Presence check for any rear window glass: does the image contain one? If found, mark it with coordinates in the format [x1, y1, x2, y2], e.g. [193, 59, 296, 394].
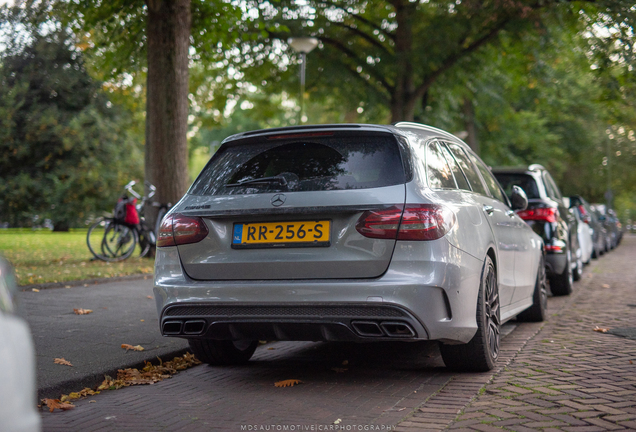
[189, 134, 406, 196]
[493, 173, 541, 200]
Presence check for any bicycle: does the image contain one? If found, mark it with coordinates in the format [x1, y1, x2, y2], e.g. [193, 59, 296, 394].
[86, 181, 158, 262]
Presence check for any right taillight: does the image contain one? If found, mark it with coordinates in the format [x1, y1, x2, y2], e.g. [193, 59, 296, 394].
[516, 207, 557, 223]
[356, 204, 455, 241]
[156, 214, 209, 247]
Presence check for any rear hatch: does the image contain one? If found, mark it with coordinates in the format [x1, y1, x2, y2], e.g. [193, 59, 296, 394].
[176, 129, 408, 280]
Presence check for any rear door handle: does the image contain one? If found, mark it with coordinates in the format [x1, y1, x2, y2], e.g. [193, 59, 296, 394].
[483, 205, 494, 215]
[506, 210, 516, 218]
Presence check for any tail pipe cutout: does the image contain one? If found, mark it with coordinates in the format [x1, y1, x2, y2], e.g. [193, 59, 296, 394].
[351, 320, 415, 338]
[162, 320, 206, 336]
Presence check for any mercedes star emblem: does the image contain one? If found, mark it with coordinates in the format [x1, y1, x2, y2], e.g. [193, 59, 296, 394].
[271, 194, 286, 207]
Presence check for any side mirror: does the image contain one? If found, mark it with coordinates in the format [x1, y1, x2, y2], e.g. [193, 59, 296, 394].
[510, 185, 528, 211]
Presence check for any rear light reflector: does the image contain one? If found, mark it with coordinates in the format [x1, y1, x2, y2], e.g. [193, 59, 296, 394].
[516, 207, 557, 223]
[356, 204, 455, 241]
[545, 244, 563, 252]
[156, 214, 209, 247]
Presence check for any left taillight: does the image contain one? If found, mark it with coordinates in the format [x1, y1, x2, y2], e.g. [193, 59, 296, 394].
[355, 204, 455, 241]
[156, 214, 209, 247]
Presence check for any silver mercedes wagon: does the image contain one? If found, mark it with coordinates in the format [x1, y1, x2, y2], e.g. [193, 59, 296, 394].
[154, 122, 545, 371]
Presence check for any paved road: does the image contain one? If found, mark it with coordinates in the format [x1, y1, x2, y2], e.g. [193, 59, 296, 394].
[38, 237, 635, 431]
[20, 276, 188, 399]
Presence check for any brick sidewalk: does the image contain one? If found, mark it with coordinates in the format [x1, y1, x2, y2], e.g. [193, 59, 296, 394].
[396, 236, 636, 431]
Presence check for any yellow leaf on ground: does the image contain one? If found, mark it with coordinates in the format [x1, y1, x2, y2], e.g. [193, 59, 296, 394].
[73, 308, 93, 315]
[54, 358, 73, 367]
[32, 288, 40, 292]
[274, 379, 302, 387]
[97, 352, 201, 391]
[146, 295, 153, 299]
[42, 398, 75, 413]
[593, 326, 610, 333]
[602, 284, 610, 289]
[121, 344, 144, 351]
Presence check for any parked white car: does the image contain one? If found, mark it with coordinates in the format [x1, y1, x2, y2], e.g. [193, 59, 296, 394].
[0, 257, 41, 432]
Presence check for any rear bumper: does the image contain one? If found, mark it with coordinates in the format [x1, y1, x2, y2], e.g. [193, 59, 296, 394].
[154, 238, 484, 344]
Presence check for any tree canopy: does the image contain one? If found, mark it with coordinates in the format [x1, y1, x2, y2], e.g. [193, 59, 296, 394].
[0, 20, 143, 229]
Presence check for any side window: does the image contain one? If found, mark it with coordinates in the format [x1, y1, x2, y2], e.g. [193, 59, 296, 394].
[470, 154, 508, 203]
[447, 144, 488, 195]
[440, 142, 471, 191]
[545, 173, 563, 200]
[426, 141, 456, 189]
[542, 172, 557, 199]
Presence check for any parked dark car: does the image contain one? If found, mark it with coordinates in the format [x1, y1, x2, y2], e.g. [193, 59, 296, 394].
[493, 165, 581, 296]
[569, 195, 606, 259]
[592, 204, 621, 250]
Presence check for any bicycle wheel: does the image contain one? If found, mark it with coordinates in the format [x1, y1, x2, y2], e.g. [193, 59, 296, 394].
[101, 221, 138, 262]
[138, 224, 156, 258]
[87, 218, 110, 261]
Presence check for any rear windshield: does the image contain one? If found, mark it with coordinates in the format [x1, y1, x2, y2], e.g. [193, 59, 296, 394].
[189, 133, 406, 196]
[492, 173, 541, 200]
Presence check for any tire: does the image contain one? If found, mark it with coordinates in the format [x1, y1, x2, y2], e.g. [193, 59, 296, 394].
[572, 249, 583, 282]
[188, 339, 258, 365]
[87, 218, 109, 261]
[549, 247, 573, 296]
[101, 221, 138, 262]
[138, 224, 156, 258]
[440, 255, 500, 372]
[517, 255, 547, 322]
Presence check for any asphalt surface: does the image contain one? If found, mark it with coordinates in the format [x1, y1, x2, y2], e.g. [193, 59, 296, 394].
[19, 276, 189, 399]
[27, 236, 635, 432]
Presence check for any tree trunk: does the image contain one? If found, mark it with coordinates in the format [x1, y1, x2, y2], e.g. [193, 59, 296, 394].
[145, 0, 191, 231]
[462, 96, 479, 154]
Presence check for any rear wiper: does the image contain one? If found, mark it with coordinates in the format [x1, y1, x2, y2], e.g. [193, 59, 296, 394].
[225, 176, 288, 187]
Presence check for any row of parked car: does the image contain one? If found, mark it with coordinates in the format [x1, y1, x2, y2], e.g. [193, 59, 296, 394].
[494, 165, 623, 297]
[152, 121, 625, 374]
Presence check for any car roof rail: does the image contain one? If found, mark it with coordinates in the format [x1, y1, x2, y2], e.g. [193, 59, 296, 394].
[528, 164, 546, 171]
[393, 121, 462, 141]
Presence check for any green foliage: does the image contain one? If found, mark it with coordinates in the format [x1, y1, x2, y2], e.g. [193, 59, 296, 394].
[0, 23, 143, 229]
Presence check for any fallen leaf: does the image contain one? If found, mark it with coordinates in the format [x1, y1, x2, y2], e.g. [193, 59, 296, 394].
[54, 358, 73, 367]
[267, 347, 276, 350]
[65, 285, 71, 288]
[602, 284, 610, 289]
[140, 319, 145, 322]
[331, 367, 348, 373]
[97, 352, 201, 390]
[146, 295, 153, 299]
[630, 360, 633, 364]
[89, 400, 96, 403]
[342, 360, 349, 366]
[121, 344, 144, 352]
[60, 388, 99, 402]
[73, 308, 93, 315]
[334, 419, 342, 425]
[274, 379, 302, 387]
[42, 398, 74, 413]
[32, 288, 40, 292]
[593, 326, 609, 333]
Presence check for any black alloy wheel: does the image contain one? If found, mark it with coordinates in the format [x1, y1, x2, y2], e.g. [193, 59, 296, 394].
[440, 255, 500, 372]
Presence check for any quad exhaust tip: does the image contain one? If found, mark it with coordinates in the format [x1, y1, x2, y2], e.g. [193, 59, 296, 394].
[162, 320, 206, 336]
[351, 320, 415, 338]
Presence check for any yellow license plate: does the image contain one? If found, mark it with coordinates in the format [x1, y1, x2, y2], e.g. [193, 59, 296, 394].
[232, 220, 331, 248]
